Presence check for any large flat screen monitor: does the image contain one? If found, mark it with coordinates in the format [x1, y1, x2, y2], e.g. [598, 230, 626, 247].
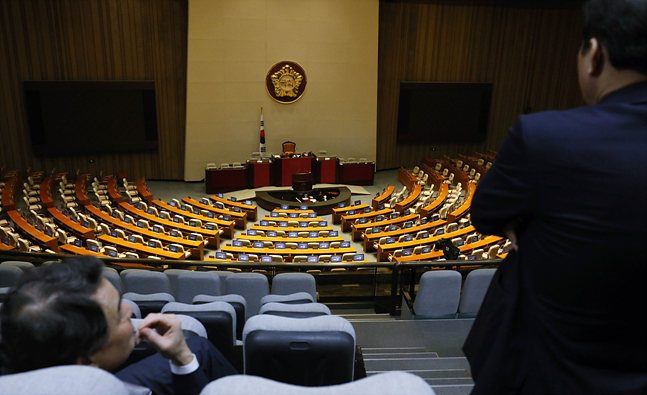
[396, 82, 492, 144]
[23, 81, 158, 155]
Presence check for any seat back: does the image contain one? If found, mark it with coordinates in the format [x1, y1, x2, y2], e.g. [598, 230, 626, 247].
[176, 271, 222, 303]
[271, 273, 316, 301]
[193, 294, 246, 341]
[457, 268, 496, 318]
[259, 302, 330, 318]
[162, 302, 236, 361]
[282, 141, 296, 155]
[163, 268, 191, 299]
[0, 264, 23, 288]
[1, 261, 35, 273]
[226, 273, 269, 319]
[412, 270, 462, 319]
[102, 267, 123, 295]
[243, 315, 356, 386]
[123, 270, 172, 294]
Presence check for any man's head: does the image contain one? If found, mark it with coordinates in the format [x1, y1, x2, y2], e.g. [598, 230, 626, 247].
[578, 0, 647, 104]
[0, 257, 134, 373]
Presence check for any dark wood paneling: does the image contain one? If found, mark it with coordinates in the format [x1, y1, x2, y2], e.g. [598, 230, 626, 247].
[377, 1, 584, 170]
[0, 0, 187, 180]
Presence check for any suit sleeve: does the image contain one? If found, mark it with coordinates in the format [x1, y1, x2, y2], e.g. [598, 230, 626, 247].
[470, 118, 534, 237]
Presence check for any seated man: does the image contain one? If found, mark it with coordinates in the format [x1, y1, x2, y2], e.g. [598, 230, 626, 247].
[0, 257, 236, 395]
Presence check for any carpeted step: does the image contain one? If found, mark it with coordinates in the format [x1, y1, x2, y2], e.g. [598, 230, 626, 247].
[364, 356, 470, 372]
[431, 384, 475, 395]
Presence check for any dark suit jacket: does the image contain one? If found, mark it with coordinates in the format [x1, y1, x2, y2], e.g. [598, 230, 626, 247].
[463, 82, 647, 394]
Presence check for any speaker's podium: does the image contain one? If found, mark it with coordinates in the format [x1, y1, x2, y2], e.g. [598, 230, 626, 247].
[273, 156, 316, 186]
[292, 172, 313, 191]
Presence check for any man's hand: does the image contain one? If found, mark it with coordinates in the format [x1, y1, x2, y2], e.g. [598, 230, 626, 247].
[136, 313, 194, 366]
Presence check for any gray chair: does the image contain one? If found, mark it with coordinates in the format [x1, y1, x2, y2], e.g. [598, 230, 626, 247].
[243, 315, 356, 385]
[1, 261, 35, 273]
[271, 273, 316, 301]
[176, 271, 222, 304]
[0, 264, 23, 288]
[102, 267, 123, 295]
[457, 268, 496, 318]
[199, 371, 435, 395]
[259, 302, 330, 318]
[226, 273, 269, 319]
[162, 301, 236, 362]
[122, 298, 142, 319]
[260, 292, 314, 306]
[412, 270, 462, 319]
[122, 269, 175, 316]
[193, 294, 247, 342]
[0, 365, 130, 395]
[164, 268, 191, 299]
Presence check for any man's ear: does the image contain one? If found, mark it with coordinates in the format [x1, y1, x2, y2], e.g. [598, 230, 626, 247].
[587, 38, 605, 77]
[76, 355, 99, 367]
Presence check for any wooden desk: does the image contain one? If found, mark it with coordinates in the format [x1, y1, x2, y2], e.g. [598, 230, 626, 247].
[119, 202, 226, 244]
[85, 204, 206, 258]
[397, 168, 416, 191]
[362, 219, 446, 252]
[237, 234, 345, 244]
[393, 235, 503, 262]
[184, 197, 248, 227]
[394, 184, 422, 213]
[40, 176, 55, 208]
[271, 208, 316, 214]
[1, 177, 20, 211]
[247, 159, 272, 188]
[338, 162, 374, 185]
[316, 157, 337, 184]
[8, 210, 59, 252]
[420, 164, 446, 189]
[377, 225, 476, 262]
[371, 186, 395, 209]
[332, 204, 370, 224]
[221, 245, 357, 259]
[208, 195, 258, 221]
[273, 157, 315, 186]
[137, 178, 154, 204]
[420, 184, 449, 217]
[261, 215, 324, 223]
[0, 242, 16, 250]
[48, 208, 94, 239]
[205, 167, 247, 193]
[152, 200, 237, 235]
[340, 208, 393, 232]
[249, 223, 333, 232]
[107, 177, 124, 203]
[351, 212, 419, 242]
[441, 155, 471, 187]
[447, 183, 476, 222]
[75, 177, 91, 205]
[98, 234, 190, 260]
[60, 243, 106, 256]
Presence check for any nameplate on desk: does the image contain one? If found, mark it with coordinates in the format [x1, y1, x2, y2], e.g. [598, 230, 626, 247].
[348, 210, 356, 216]
[151, 226, 161, 233]
[286, 231, 296, 238]
[173, 217, 180, 223]
[73, 239, 82, 247]
[216, 252, 226, 260]
[289, 213, 298, 219]
[331, 255, 342, 263]
[354, 200, 361, 206]
[329, 231, 338, 237]
[279, 221, 288, 228]
[319, 221, 327, 227]
[391, 213, 399, 219]
[93, 202, 99, 208]
[431, 214, 440, 221]
[338, 202, 346, 208]
[309, 231, 318, 238]
[386, 238, 395, 244]
[436, 228, 445, 235]
[359, 218, 368, 224]
[230, 197, 237, 202]
[403, 209, 410, 215]
[319, 242, 329, 249]
[233, 207, 241, 213]
[354, 254, 364, 261]
[90, 244, 99, 252]
[233, 240, 243, 247]
[189, 234, 198, 241]
[238, 254, 249, 262]
[403, 249, 412, 257]
[341, 241, 350, 248]
[378, 204, 385, 210]
[170, 201, 176, 207]
[71, 216, 79, 223]
[421, 232, 430, 239]
[363, 207, 371, 213]
[147, 208, 153, 215]
[202, 198, 210, 205]
[189, 220, 198, 227]
[456, 239, 465, 247]
[217, 193, 224, 198]
[137, 222, 144, 229]
[421, 218, 428, 225]
[46, 229, 53, 237]
[376, 216, 384, 222]
[253, 242, 264, 249]
[130, 235, 139, 243]
[207, 212, 214, 218]
[111, 230, 118, 237]
[306, 213, 315, 219]
[261, 256, 272, 263]
[271, 212, 279, 218]
[300, 205, 308, 210]
[261, 221, 270, 226]
[422, 246, 431, 254]
[281, 204, 289, 210]
[405, 235, 413, 242]
[307, 256, 318, 263]
[275, 242, 286, 249]
[267, 231, 277, 237]
[372, 227, 380, 234]
[248, 230, 257, 236]
[448, 224, 458, 232]
[405, 222, 413, 228]
[468, 254, 477, 261]
[298, 243, 308, 249]
[223, 215, 231, 221]
[216, 203, 224, 209]
[171, 230, 179, 237]
[245, 200, 252, 206]
[148, 241, 156, 248]
[299, 222, 308, 228]
[136, 203, 142, 210]
[108, 250, 118, 257]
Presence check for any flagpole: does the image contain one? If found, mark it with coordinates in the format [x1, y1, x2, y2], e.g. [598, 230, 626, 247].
[260, 106, 266, 158]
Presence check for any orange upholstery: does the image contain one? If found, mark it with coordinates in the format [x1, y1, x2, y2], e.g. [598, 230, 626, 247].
[282, 141, 296, 156]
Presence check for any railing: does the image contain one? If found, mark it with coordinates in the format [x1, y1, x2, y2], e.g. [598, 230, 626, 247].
[0, 249, 502, 315]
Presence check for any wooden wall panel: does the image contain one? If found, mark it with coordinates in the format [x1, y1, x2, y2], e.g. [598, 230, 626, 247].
[0, 0, 187, 180]
[377, 1, 584, 170]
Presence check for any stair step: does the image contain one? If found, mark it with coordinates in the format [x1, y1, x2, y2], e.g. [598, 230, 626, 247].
[424, 378, 475, 386]
[367, 369, 470, 379]
[430, 384, 475, 395]
[339, 314, 396, 321]
[363, 352, 439, 359]
[362, 347, 428, 354]
[364, 357, 470, 372]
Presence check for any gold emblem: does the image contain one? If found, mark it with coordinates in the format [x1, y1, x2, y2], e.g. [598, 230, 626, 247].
[266, 61, 307, 104]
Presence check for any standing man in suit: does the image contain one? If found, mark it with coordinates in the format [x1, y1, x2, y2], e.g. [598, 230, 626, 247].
[0, 257, 236, 395]
[463, 0, 647, 394]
